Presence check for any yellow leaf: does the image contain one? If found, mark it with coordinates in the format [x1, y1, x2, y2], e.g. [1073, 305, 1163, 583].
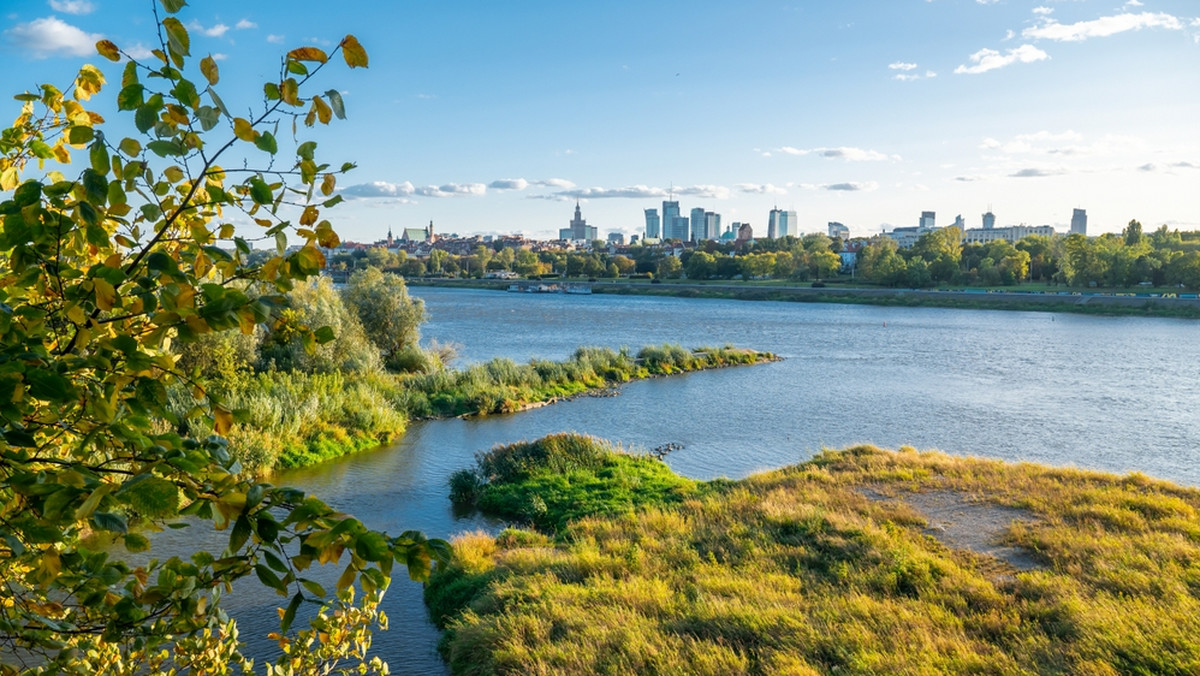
[93, 278, 116, 311]
[104, 253, 122, 267]
[52, 144, 71, 164]
[238, 309, 257, 335]
[200, 54, 219, 85]
[213, 405, 233, 435]
[288, 47, 328, 63]
[185, 314, 210, 336]
[96, 39, 121, 62]
[300, 205, 318, 226]
[0, 167, 17, 192]
[321, 173, 336, 196]
[219, 223, 235, 239]
[233, 117, 257, 142]
[340, 35, 368, 68]
[281, 78, 299, 106]
[164, 165, 184, 183]
[312, 95, 332, 125]
[175, 285, 195, 308]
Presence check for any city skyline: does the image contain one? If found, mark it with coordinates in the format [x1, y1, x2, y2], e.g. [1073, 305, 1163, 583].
[3, 0, 1198, 242]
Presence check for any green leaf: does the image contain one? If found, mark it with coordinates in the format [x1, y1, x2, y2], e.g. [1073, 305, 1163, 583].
[124, 533, 151, 552]
[314, 326, 336, 344]
[118, 137, 141, 156]
[68, 125, 95, 144]
[90, 141, 110, 175]
[296, 141, 317, 161]
[249, 177, 272, 205]
[196, 105, 220, 131]
[92, 512, 128, 534]
[146, 140, 184, 157]
[299, 578, 326, 597]
[25, 369, 75, 402]
[322, 194, 344, 208]
[255, 564, 285, 593]
[254, 131, 278, 155]
[121, 476, 179, 518]
[162, 17, 190, 57]
[325, 89, 345, 119]
[207, 86, 229, 117]
[230, 514, 252, 552]
[172, 78, 199, 109]
[281, 592, 303, 634]
[135, 104, 157, 133]
[159, 0, 187, 13]
[117, 83, 145, 111]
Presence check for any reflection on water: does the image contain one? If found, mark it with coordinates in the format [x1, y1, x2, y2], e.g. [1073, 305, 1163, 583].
[158, 288, 1200, 673]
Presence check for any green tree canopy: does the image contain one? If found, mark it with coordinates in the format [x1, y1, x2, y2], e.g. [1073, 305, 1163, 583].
[0, 4, 443, 672]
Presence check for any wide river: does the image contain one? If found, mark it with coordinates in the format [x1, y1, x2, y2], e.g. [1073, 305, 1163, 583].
[171, 287, 1200, 673]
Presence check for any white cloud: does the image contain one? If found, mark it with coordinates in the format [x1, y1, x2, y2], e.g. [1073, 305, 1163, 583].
[489, 178, 529, 191]
[676, 185, 731, 199]
[888, 61, 917, 71]
[1032, 7, 1053, 16]
[266, 34, 285, 44]
[980, 130, 1144, 157]
[771, 146, 899, 161]
[4, 16, 101, 58]
[735, 183, 787, 195]
[124, 42, 154, 60]
[415, 183, 487, 198]
[1009, 167, 1067, 178]
[824, 181, 878, 192]
[894, 69, 937, 81]
[954, 44, 1048, 74]
[211, 52, 228, 61]
[48, 0, 94, 15]
[188, 21, 230, 38]
[1024, 12, 1182, 42]
[547, 184, 729, 200]
[532, 178, 576, 189]
[1125, 0, 1144, 7]
[342, 180, 487, 199]
[235, 19, 257, 30]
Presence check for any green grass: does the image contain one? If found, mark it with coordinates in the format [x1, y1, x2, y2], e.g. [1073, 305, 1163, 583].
[429, 440, 1200, 675]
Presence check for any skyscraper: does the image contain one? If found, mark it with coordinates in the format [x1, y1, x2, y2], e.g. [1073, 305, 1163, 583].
[558, 201, 597, 240]
[920, 211, 936, 229]
[704, 212, 720, 241]
[982, 211, 996, 230]
[1071, 208, 1087, 236]
[644, 208, 660, 239]
[690, 207, 706, 242]
[662, 200, 682, 240]
[768, 208, 796, 239]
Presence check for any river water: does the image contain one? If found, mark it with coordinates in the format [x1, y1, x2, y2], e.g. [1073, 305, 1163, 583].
[182, 288, 1200, 673]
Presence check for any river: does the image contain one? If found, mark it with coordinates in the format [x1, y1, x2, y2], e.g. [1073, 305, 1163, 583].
[182, 288, 1200, 673]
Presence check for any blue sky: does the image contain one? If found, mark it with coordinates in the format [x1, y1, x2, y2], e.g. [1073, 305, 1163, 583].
[3, 0, 1199, 242]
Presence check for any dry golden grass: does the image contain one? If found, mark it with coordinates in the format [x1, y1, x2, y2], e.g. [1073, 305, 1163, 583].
[429, 443, 1200, 675]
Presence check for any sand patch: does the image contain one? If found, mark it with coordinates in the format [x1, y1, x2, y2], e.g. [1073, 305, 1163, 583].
[863, 488, 1043, 572]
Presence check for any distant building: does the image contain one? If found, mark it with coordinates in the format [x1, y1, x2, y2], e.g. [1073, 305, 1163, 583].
[952, 214, 965, 230]
[667, 215, 690, 241]
[962, 223, 1056, 245]
[1071, 208, 1087, 236]
[736, 222, 753, 242]
[662, 200, 682, 239]
[401, 221, 434, 242]
[828, 222, 849, 240]
[982, 211, 996, 230]
[920, 211, 936, 229]
[559, 201, 597, 240]
[702, 211, 721, 241]
[690, 207, 706, 242]
[644, 209, 660, 239]
[607, 232, 625, 245]
[768, 207, 796, 239]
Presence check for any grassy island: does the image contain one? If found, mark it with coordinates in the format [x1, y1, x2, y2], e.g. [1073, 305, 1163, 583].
[429, 435, 1200, 675]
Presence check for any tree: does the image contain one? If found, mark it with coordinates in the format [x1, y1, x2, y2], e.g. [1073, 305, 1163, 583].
[0, 5, 443, 673]
[657, 255, 682, 279]
[344, 268, 426, 370]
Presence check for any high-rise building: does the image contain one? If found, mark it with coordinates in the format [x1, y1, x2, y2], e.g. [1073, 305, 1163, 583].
[662, 200, 681, 240]
[828, 222, 849, 240]
[690, 207, 706, 242]
[667, 216, 690, 241]
[920, 211, 936, 229]
[558, 201, 597, 240]
[704, 211, 721, 241]
[644, 208, 660, 239]
[1071, 208, 1087, 236]
[982, 211, 996, 230]
[768, 208, 797, 239]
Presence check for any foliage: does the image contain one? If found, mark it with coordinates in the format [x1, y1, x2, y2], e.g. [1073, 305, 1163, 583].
[343, 267, 426, 370]
[430, 442, 1200, 675]
[258, 277, 382, 374]
[0, 5, 444, 672]
[463, 433, 700, 532]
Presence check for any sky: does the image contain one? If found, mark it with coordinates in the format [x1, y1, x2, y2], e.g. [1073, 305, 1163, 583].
[3, 0, 1199, 243]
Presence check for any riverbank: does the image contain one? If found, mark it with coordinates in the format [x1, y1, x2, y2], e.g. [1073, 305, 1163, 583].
[429, 435, 1200, 675]
[201, 345, 777, 472]
[406, 278, 1200, 319]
